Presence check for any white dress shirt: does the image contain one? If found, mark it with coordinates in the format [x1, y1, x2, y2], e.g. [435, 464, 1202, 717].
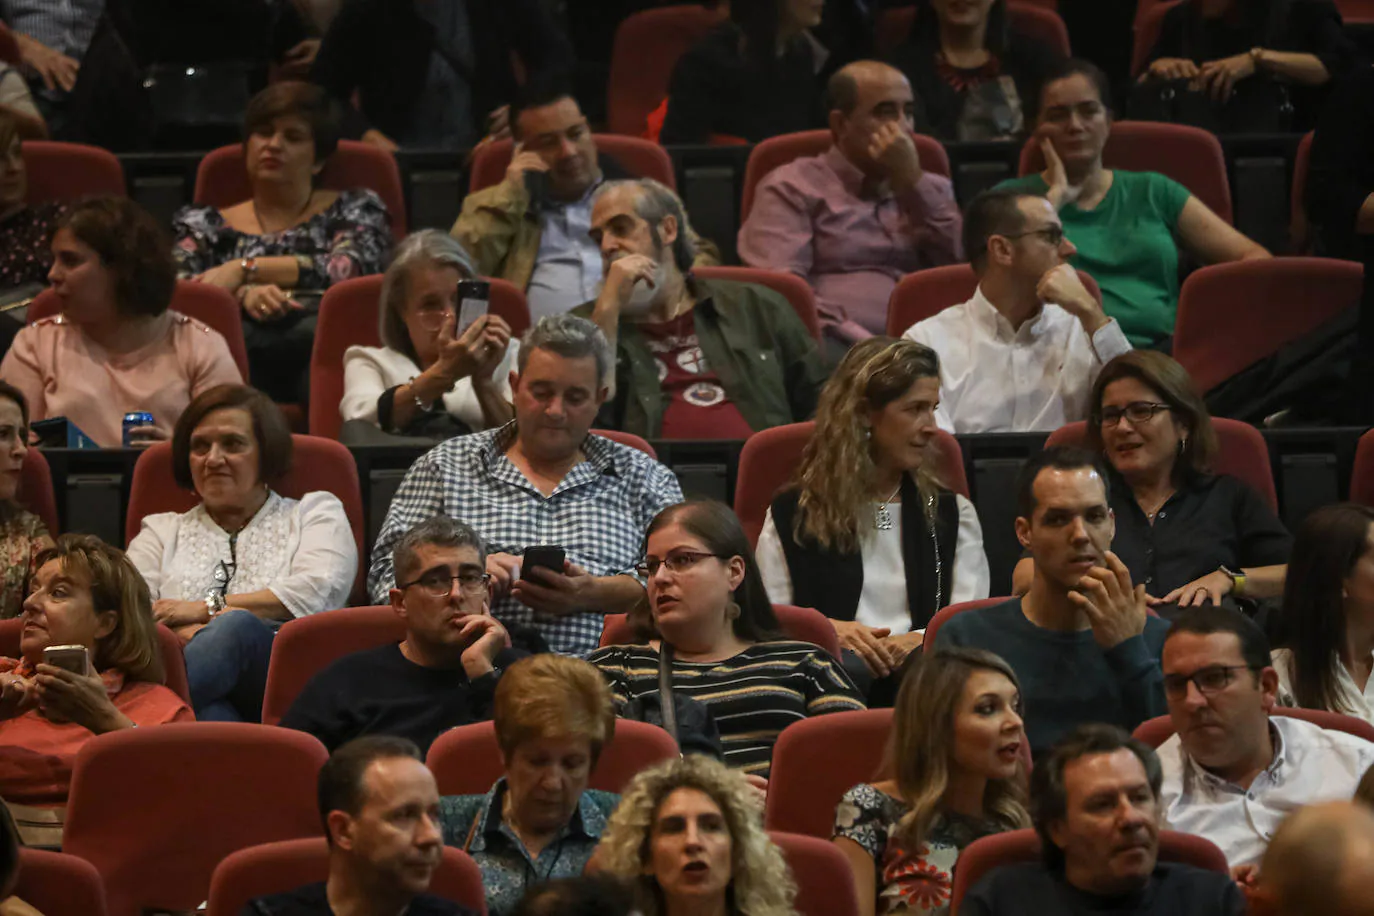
[903, 286, 1132, 433]
[1158, 715, 1374, 868]
[1272, 648, 1374, 724]
[340, 342, 518, 431]
[126, 491, 357, 619]
[755, 493, 990, 632]
[526, 184, 604, 321]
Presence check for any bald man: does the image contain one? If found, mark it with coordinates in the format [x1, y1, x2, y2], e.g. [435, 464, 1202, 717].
[738, 60, 962, 351]
[1253, 801, 1374, 916]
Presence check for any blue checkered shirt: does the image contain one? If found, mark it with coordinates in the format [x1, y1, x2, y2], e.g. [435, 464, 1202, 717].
[0, 0, 104, 61]
[368, 424, 684, 656]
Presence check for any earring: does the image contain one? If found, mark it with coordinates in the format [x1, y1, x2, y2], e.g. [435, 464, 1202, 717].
[726, 601, 741, 621]
[1178, 437, 1187, 456]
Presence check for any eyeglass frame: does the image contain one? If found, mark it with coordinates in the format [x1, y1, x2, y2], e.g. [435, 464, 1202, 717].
[996, 224, 1067, 247]
[397, 567, 493, 598]
[1098, 401, 1173, 428]
[1161, 664, 1257, 700]
[636, 551, 732, 579]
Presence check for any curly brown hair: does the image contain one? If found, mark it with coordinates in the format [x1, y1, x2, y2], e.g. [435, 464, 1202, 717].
[57, 197, 176, 319]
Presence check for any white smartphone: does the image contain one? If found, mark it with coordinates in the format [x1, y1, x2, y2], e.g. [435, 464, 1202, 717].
[43, 644, 89, 676]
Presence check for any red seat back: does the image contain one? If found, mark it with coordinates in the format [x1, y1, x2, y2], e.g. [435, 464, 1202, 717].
[1349, 428, 1374, 509]
[28, 280, 250, 382]
[599, 603, 842, 659]
[22, 140, 125, 203]
[885, 264, 1100, 336]
[1019, 120, 1232, 224]
[18, 446, 58, 536]
[469, 136, 677, 194]
[1133, 706, 1374, 748]
[261, 605, 406, 725]
[426, 718, 679, 797]
[734, 421, 968, 548]
[206, 838, 486, 916]
[694, 265, 824, 345]
[923, 596, 1016, 652]
[0, 617, 191, 705]
[770, 831, 860, 916]
[951, 828, 1227, 911]
[1290, 132, 1314, 252]
[193, 141, 407, 236]
[1173, 257, 1363, 396]
[606, 5, 728, 136]
[1045, 417, 1278, 513]
[15, 848, 108, 916]
[591, 428, 658, 459]
[307, 274, 531, 439]
[63, 723, 329, 916]
[124, 435, 365, 601]
[1338, 0, 1374, 23]
[764, 709, 893, 837]
[740, 129, 950, 222]
[875, 3, 1071, 58]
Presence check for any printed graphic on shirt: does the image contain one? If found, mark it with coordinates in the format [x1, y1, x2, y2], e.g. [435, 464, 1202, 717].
[639, 311, 753, 439]
[685, 381, 726, 407]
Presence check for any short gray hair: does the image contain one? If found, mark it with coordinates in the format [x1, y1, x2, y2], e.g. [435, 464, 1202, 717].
[379, 230, 478, 360]
[517, 313, 612, 385]
[392, 516, 486, 586]
[593, 178, 694, 273]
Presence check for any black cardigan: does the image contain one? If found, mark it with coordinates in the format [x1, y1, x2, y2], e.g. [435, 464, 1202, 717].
[770, 474, 959, 631]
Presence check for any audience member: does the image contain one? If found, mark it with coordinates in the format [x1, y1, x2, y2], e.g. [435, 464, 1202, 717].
[1271, 504, 1374, 721]
[340, 231, 515, 443]
[756, 338, 989, 704]
[997, 58, 1269, 348]
[283, 517, 539, 753]
[905, 188, 1129, 433]
[368, 314, 684, 658]
[0, 382, 48, 619]
[962, 724, 1246, 915]
[307, 0, 573, 151]
[0, 108, 61, 299]
[887, 0, 1065, 141]
[171, 81, 392, 403]
[1157, 606, 1374, 868]
[582, 178, 825, 439]
[590, 500, 865, 777]
[834, 648, 1030, 916]
[935, 447, 1169, 756]
[1252, 801, 1374, 916]
[659, 0, 831, 144]
[1013, 352, 1291, 611]
[510, 876, 635, 916]
[244, 735, 471, 916]
[738, 61, 962, 345]
[126, 385, 357, 722]
[0, 535, 194, 841]
[596, 754, 799, 916]
[0, 1, 92, 133]
[439, 654, 620, 916]
[1139, 0, 1357, 133]
[0, 57, 44, 142]
[0, 196, 241, 448]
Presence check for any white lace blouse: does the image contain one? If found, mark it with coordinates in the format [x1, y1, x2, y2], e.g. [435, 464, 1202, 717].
[125, 491, 357, 618]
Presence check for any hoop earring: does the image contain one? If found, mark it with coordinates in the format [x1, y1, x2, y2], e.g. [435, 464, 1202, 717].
[726, 601, 741, 621]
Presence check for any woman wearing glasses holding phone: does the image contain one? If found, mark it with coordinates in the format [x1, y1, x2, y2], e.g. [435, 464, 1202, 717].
[590, 500, 866, 780]
[125, 384, 357, 722]
[1015, 351, 1290, 617]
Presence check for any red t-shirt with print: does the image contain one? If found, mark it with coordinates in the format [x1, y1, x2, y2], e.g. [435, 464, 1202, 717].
[638, 310, 754, 440]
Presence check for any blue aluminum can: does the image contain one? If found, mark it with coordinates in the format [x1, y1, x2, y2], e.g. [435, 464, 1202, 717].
[122, 411, 155, 447]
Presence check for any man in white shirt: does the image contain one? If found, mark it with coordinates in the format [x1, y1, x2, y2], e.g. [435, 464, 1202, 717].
[904, 188, 1131, 433]
[1157, 606, 1374, 870]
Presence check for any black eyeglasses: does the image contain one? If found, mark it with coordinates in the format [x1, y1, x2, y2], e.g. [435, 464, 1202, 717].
[1000, 225, 1066, 247]
[636, 552, 730, 578]
[213, 531, 239, 603]
[1099, 401, 1172, 428]
[397, 569, 492, 598]
[1162, 664, 1255, 700]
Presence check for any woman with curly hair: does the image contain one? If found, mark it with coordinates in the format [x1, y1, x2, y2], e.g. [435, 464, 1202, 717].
[755, 337, 990, 704]
[596, 755, 798, 916]
[834, 648, 1029, 916]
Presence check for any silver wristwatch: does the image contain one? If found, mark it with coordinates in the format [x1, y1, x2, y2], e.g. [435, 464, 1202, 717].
[204, 591, 226, 617]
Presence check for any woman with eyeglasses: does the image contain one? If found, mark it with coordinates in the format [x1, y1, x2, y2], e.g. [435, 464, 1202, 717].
[995, 58, 1268, 349]
[1013, 351, 1290, 617]
[125, 384, 357, 722]
[589, 500, 866, 780]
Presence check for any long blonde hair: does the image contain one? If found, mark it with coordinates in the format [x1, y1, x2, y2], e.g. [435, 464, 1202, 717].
[792, 337, 945, 553]
[597, 756, 797, 916]
[881, 648, 1030, 851]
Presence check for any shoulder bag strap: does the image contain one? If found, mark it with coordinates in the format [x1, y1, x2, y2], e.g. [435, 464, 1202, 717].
[658, 642, 679, 747]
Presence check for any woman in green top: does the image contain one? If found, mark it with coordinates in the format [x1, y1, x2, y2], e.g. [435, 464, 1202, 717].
[997, 58, 1269, 348]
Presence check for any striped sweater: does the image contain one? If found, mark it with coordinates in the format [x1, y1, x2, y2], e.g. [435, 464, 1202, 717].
[588, 640, 866, 776]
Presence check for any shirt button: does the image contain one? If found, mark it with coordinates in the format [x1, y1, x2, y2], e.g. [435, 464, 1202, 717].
[1145, 576, 1153, 585]
[1157, 511, 1166, 519]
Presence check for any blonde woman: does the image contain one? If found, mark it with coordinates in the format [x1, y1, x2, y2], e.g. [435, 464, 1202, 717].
[597, 754, 798, 916]
[755, 337, 990, 703]
[834, 648, 1030, 916]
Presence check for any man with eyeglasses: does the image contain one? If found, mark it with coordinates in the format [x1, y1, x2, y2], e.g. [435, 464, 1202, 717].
[904, 187, 1131, 433]
[1157, 606, 1374, 870]
[283, 517, 543, 754]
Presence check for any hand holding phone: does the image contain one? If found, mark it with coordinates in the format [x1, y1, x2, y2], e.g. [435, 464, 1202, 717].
[42, 644, 90, 677]
[520, 546, 566, 582]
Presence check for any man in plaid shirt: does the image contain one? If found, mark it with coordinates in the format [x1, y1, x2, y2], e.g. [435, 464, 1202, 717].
[369, 314, 683, 656]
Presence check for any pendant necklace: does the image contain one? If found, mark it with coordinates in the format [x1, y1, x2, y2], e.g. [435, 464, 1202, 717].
[874, 482, 903, 530]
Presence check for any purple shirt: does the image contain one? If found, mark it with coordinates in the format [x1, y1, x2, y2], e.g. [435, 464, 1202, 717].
[738, 146, 963, 339]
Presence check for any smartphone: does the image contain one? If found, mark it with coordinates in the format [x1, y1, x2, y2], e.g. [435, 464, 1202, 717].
[521, 546, 566, 582]
[523, 169, 549, 212]
[457, 279, 490, 335]
[43, 644, 89, 676]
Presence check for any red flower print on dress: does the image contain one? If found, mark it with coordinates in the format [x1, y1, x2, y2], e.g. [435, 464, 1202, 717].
[880, 842, 953, 913]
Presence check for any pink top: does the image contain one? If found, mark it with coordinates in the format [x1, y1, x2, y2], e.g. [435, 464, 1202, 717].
[0, 311, 243, 447]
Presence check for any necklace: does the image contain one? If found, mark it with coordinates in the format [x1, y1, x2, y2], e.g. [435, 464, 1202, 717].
[1138, 489, 1174, 522]
[874, 482, 903, 531]
[252, 189, 314, 235]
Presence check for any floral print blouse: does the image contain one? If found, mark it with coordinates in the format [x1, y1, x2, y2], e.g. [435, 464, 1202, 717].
[170, 189, 392, 289]
[0, 201, 65, 292]
[835, 783, 1003, 916]
[0, 509, 51, 619]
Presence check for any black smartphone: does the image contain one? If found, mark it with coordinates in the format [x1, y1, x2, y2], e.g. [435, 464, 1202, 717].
[30, 417, 68, 449]
[524, 169, 549, 212]
[521, 546, 566, 582]
[457, 279, 490, 334]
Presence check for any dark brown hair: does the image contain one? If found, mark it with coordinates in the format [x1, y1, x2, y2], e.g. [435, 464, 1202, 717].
[243, 81, 342, 165]
[57, 197, 177, 318]
[171, 384, 294, 491]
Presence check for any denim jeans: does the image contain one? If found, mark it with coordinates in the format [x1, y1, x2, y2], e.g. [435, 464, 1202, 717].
[183, 609, 276, 722]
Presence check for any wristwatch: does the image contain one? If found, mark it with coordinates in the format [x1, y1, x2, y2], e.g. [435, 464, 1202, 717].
[240, 256, 259, 284]
[204, 591, 227, 618]
[1219, 566, 1247, 598]
[1249, 47, 1265, 70]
